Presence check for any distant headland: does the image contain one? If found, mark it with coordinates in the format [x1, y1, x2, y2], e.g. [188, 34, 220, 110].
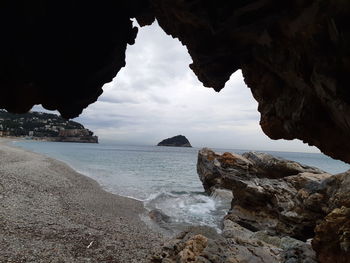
[0, 110, 98, 143]
[157, 135, 192, 147]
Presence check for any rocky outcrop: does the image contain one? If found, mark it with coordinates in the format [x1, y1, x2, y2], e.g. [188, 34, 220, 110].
[157, 135, 192, 147]
[55, 129, 98, 143]
[312, 172, 350, 262]
[198, 148, 330, 240]
[33, 129, 98, 143]
[149, 209, 171, 225]
[1, 2, 350, 163]
[37, 135, 98, 143]
[197, 148, 350, 262]
[313, 206, 350, 263]
[151, 224, 317, 263]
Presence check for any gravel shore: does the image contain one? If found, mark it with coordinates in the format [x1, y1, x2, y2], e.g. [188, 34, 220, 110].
[0, 138, 164, 262]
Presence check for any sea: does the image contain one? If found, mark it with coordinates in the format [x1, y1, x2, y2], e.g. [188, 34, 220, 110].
[13, 140, 350, 232]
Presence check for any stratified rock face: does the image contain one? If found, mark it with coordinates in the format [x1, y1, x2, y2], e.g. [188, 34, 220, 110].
[1, 2, 350, 163]
[157, 135, 192, 147]
[197, 148, 350, 262]
[198, 148, 330, 241]
[197, 148, 325, 191]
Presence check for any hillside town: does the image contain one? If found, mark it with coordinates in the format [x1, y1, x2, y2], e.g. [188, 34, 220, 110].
[0, 110, 98, 143]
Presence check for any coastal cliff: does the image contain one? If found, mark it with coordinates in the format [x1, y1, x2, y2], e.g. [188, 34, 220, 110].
[153, 148, 350, 263]
[0, 110, 98, 143]
[41, 129, 98, 143]
[157, 135, 192, 147]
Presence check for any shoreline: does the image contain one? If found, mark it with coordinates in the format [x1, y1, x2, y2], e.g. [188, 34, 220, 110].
[6, 139, 218, 236]
[10, 139, 147, 203]
[0, 138, 164, 262]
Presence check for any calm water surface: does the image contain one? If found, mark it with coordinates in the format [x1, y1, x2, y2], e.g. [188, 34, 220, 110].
[14, 140, 350, 230]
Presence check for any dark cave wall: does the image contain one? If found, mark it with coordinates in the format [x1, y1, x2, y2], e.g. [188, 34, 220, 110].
[1, 1, 350, 262]
[3, 1, 349, 164]
[0, 1, 148, 117]
[144, 0, 350, 163]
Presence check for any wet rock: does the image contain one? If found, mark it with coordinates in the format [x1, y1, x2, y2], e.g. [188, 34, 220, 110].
[149, 209, 171, 224]
[210, 189, 233, 201]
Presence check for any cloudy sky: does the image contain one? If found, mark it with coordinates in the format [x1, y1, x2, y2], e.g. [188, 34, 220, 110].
[38, 21, 318, 152]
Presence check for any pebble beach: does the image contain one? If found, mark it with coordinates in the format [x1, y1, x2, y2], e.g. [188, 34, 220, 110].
[0, 138, 163, 262]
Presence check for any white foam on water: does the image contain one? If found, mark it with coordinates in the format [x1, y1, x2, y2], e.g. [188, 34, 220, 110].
[144, 190, 231, 231]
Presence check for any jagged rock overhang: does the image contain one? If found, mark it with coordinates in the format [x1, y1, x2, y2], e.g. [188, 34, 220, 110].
[1, 0, 350, 163]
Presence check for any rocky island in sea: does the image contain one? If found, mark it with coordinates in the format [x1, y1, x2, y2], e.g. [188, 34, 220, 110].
[0, 110, 98, 143]
[157, 135, 192, 147]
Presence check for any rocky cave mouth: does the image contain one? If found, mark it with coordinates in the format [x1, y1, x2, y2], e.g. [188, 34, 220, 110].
[1, 1, 350, 164]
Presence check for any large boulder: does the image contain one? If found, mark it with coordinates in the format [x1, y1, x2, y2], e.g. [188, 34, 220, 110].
[197, 148, 325, 193]
[197, 148, 332, 240]
[197, 148, 350, 262]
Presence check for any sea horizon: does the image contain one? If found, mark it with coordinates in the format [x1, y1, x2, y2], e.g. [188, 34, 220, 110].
[13, 139, 350, 233]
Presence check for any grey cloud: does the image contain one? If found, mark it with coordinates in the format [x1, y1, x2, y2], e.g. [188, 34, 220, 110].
[35, 21, 319, 153]
[98, 95, 140, 105]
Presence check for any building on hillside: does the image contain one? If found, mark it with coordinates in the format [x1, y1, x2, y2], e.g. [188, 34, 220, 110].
[0, 131, 10, 137]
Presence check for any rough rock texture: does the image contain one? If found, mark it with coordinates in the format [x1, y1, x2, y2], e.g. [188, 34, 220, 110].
[197, 148, 350, 262]
[157, 135, 192, 147]
[197, 147, 325, 190]
[198, 148, 330, 241]
[1, 1, 350, 163]
[151, 223, 316, 263]
[312, 207, 350, 263]
[139, 0, 350, 164]
[312, 171, 350, 263]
